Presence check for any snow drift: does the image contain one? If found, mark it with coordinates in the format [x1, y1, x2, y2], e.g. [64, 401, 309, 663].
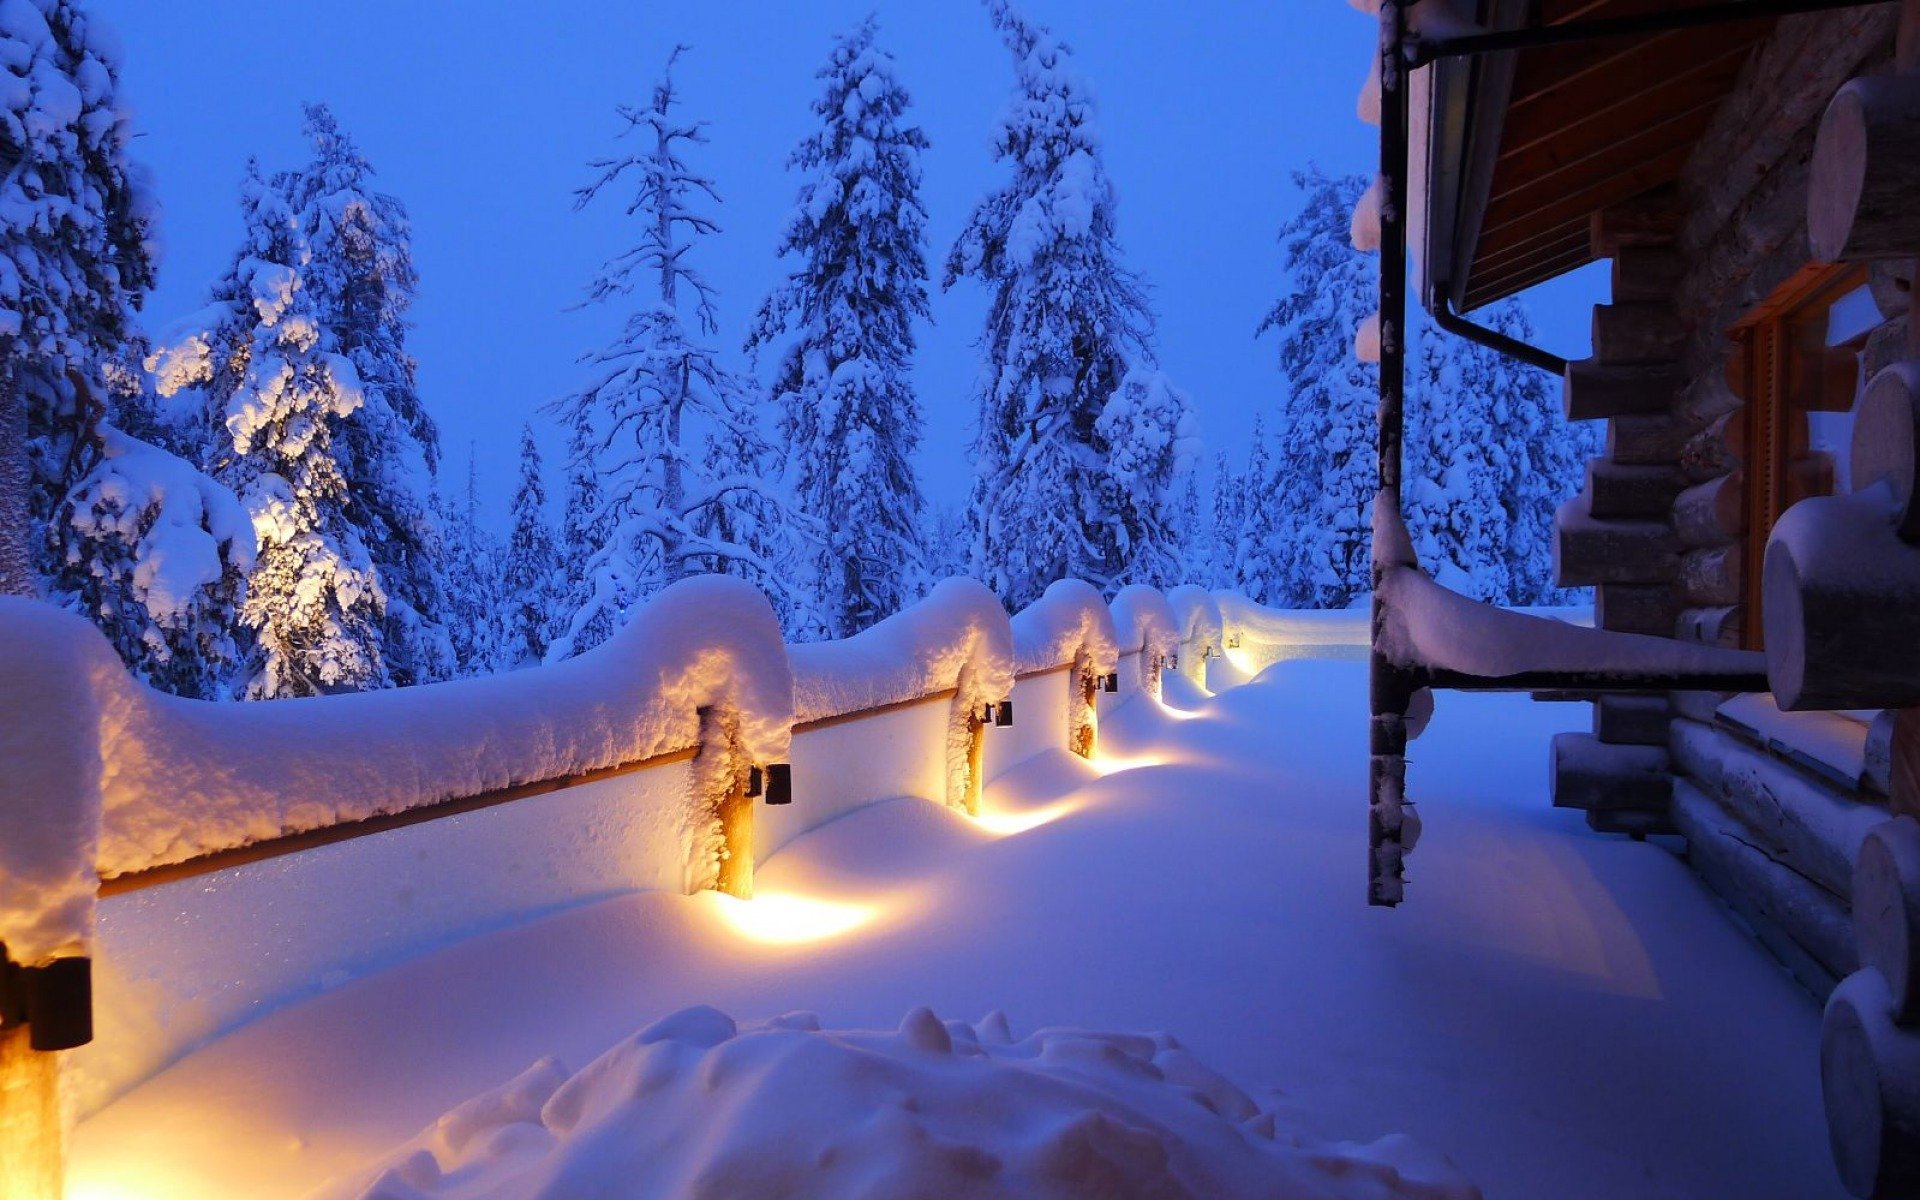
[327, 1005, 1482, 1200]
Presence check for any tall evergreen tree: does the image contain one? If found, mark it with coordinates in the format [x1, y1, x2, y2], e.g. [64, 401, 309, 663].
[946, 0, 1161, 609]
[554, 403, 618, 658]
[1094, 365, 1198, 589]
[284, 103, 450, 684]
[1228, 417, 1286, 604]
[747, 17, 930, 640]
[1258, 166, 1378, 608]
[501, 423, 560, 666]
[1209, 449, 1244, 594]
[154, 162, 386, 698]
[552, 48, 787, 649]
[437, 451, 505, 674]
[0, 0, 157, 596]
[1172, 467, 1210, 588]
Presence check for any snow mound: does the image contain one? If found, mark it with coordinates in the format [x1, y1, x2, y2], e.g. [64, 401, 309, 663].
[1009, 578, 1119, 677]
[328, 1005, 1482, 1200]
[1166, 585, 1223, 656]
[93, 575, 792, 878]
[790, 577, 1013, 723]
[1110, 585, 1179, 696]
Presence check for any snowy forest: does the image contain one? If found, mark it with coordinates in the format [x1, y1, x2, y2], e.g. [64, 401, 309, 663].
[4, 0, 1596, 702]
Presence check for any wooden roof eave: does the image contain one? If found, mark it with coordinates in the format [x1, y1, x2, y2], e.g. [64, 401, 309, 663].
[1422, 0, 1530, 318]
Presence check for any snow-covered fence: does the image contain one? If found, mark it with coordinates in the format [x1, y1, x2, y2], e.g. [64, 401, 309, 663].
[1007, 580, 1121, 762]
[1215, 593, 1372, 675]
[1110, 585, 1180, 701]
[1167, 585, 1223, 690]
[2, 576, 1232, 1156]
[775, 579, 1013, 853]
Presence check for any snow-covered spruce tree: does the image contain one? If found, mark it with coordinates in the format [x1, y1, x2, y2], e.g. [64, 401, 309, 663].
[500, 423, 560, 667]
[1407, 300, 1598, 605]
[916, 503, 971, 592]
[1172, 467, 1210, 588]
[1257, 166, 1378, 608]
[284, 103, 451, 685]
[1228, 416, 1287, 605]
[551, 48, 791, 648]
[0, 1, 259, 696]
[1094, 364, 1198, 589]
[154, 161, 387, 698]
[946, 0, 1161, 609]
[1208, 448, 1243, 594]
[746, 16, 930, 640]
[437, 452, 506, 674]
[0, 0, 155, 596]
[553, 403, 619, 658]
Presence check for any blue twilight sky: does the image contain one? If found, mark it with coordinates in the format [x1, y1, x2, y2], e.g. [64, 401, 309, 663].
[93, 0, 1605, 530]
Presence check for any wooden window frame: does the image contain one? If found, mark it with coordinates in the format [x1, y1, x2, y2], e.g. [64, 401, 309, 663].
[1726, 262, 1866, 650]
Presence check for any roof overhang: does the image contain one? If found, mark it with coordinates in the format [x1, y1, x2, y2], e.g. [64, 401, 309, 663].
[1420, 1, 1780, 315]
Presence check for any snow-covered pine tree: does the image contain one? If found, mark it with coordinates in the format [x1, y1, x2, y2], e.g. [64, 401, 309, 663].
[746, 16, 930, 640]
[1404, 326, 1506, 600]
[0, 1, 259, 696]
[154, 161, 387, 698]
[437, 451, 506, 674]
[551, 48, 790, 648]
[553, 403, 618, 658]
[285, 103, 451, 685]
[1228, 416, 1286, 604]
[1257, 166, 1379, 608]
[946, 0, 1160, 609]
[501, 423, 560, 667]
[916, 503, 971, 591]
[1209, 449, 1243, 594]
[0, 0, 156, 596]
[1172, 468, 1209, 588]
[1094, 365, 1198, 589]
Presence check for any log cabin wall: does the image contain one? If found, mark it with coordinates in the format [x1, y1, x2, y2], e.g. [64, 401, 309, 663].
[1549, 7, 1899, 997]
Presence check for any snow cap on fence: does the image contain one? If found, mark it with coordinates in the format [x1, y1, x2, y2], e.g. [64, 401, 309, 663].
[1167, 586, 1223, 656]
[1109, 585, 1177, 658]
[96, 575, 793, 878]
[1214, 592, 1372, 653]
[0, 600, 119, 962]
[1009, 579, 1120, 678]
[790, 577, 1015, 724]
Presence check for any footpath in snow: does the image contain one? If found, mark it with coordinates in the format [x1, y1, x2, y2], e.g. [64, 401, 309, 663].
[70, 660, 1844, 1200]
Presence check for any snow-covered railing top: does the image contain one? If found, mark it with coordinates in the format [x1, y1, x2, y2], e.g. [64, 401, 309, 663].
[789, 578, 1014, 725]
[93, 576, 792, 882]
[1166, 585, 1223, 657]
[1008, 579, 1120, 678]
[1370, 499, 1763, 685]
[1109, 585, 1178, 658]
[0, 602, 122, 962]
[1215, 593, 1371, 651]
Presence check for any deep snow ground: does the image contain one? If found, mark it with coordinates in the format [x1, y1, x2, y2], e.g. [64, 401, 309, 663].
[70, 660, 1844, 1199]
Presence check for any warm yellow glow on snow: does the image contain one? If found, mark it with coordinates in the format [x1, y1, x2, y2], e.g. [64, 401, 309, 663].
[711, 892, 876, 945]
[973, 798, 1082, 836]
[1090, 750, 1167, 775]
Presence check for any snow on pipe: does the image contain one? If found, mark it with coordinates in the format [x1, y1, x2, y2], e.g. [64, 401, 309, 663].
[790, 577, 1014, 813]
[92, 575, 793, 886]
[1109, 586, 1179, 701]
[1010, 579, 1120, 758]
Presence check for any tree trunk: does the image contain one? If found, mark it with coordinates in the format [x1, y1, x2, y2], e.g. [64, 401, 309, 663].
[0, 372, 38, 599]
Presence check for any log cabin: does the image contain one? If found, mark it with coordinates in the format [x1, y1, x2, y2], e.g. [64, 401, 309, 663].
[1371, 1, 1920, 1194]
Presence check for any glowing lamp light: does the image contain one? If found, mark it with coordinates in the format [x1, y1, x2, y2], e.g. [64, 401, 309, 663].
[1091, 750, 1166, 774]
[1226, 633, 1242, 650]
[712, 892, 876, 945]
